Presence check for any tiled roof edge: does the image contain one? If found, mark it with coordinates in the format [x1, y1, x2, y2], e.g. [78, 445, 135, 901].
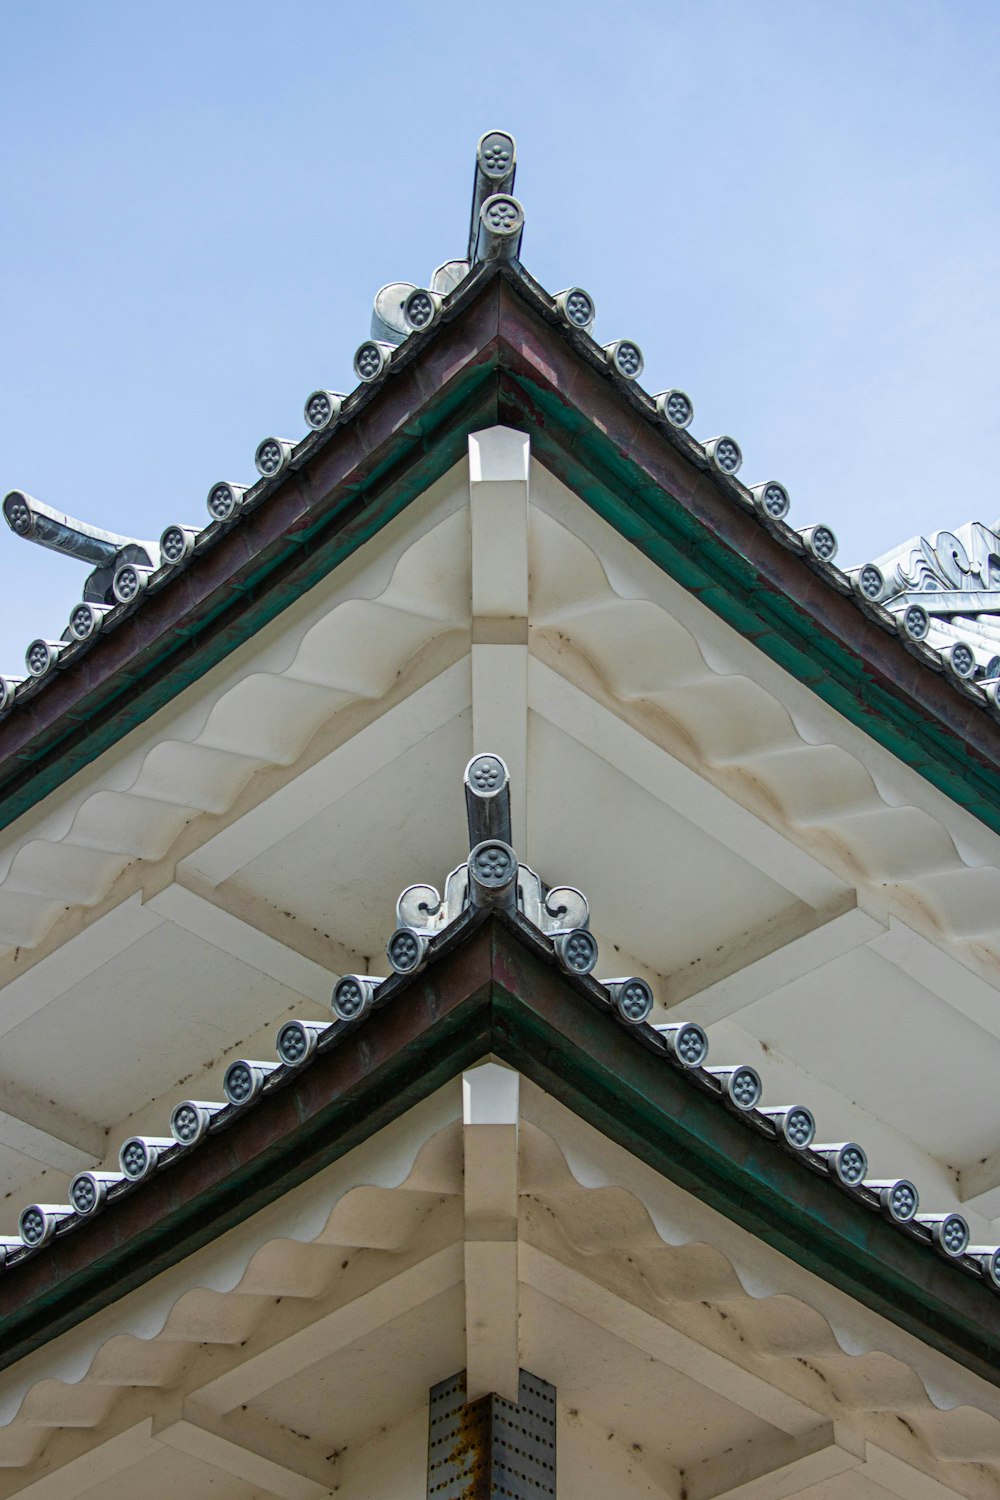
[2, 757, 996, 1383]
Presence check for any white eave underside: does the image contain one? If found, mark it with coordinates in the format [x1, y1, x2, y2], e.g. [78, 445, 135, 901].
[2, 429, 1000, 1248]
[2, 1073, 999, 1500]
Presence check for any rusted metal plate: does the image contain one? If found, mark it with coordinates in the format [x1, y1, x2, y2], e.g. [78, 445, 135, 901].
[428, 1371, 488, 1497]
[427, 1369, 556, 1498]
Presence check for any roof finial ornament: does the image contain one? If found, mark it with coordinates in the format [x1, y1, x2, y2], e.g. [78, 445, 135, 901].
[2, 491, 160, 605]
[383, 753, 596, 982]
[472, 193, 524, 264]
[370, 282, 419, 347]
[468, 130, 517, 260]
[379, 131, 523, 351]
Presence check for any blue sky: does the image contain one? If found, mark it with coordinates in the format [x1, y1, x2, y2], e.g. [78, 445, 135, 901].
[1, 0, 998, 666]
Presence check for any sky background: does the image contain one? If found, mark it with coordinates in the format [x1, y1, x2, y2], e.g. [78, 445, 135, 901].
[1, 0, 999, 667]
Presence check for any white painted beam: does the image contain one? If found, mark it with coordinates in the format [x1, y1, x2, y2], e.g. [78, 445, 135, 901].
[184, 660, 470, 887]
[958, 1145, 1000, 1221]
[469, 426, 529, 620]
[872, 917, 1000, 1218]
[678, 906, 884, 1026]
[0, 893, 163, 1039]
[687, 1422, 863, 1500]
[860, 1443, 963, 1499]
[463, 1063, 520, 1402]
[528, 660, 843, 910]
[147, 883, 339, 1006]
[0, 898, 146, 1169]
[469, 427, 530, 853]
[0, 896, 151, 1170]
[521, 1246, 818, 1437]
[156, 1404, 335, 1499]
[197, 1403, 339, 1491]
[9, 1419, 161, 1498]
[168, 873, 364, 979]
[872, 917, 1000, 1043]
[192, 1243, 463, 1417]
[0, 1077, 104, 1173]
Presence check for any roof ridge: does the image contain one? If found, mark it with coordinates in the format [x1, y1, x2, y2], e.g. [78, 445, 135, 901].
[5, 132, 998, 733]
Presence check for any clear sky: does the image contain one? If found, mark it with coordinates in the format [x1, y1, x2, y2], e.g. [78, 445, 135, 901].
[1, 0, 998, 668]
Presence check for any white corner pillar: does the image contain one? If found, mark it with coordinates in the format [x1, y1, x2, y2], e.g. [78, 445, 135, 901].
[463, 1062, 520, 1403]
[469, 427, 529, 854]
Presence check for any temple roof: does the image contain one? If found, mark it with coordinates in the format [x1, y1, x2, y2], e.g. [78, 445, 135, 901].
[0, 129, 999, 1277]
[3, 131, 1000, 842]
[4, 133, 1000, 1498]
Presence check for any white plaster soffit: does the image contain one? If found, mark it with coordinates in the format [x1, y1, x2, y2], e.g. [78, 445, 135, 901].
[0, 436, 997, 979]
[0, 470, 471, 950]
[1, 1083, 999, 1496]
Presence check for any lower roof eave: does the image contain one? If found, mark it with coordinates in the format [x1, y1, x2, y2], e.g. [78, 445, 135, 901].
[0, 910, 998, 1388]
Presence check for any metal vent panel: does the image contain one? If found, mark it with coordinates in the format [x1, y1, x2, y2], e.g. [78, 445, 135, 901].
[493, 1371, 557, 1496]
[428, 1371, 484, 1498]
[427, 1369, 556, 1498]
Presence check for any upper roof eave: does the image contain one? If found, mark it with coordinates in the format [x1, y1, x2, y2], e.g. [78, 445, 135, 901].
[1, 260, 999, 837]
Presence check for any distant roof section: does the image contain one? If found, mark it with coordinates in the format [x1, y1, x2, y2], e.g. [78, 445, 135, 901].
[868, 522, 1000, 679]
[3, 130, 1000, 834]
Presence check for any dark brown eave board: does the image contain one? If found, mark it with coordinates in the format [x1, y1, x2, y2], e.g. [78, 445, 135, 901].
[1, 913, 999, 1389]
